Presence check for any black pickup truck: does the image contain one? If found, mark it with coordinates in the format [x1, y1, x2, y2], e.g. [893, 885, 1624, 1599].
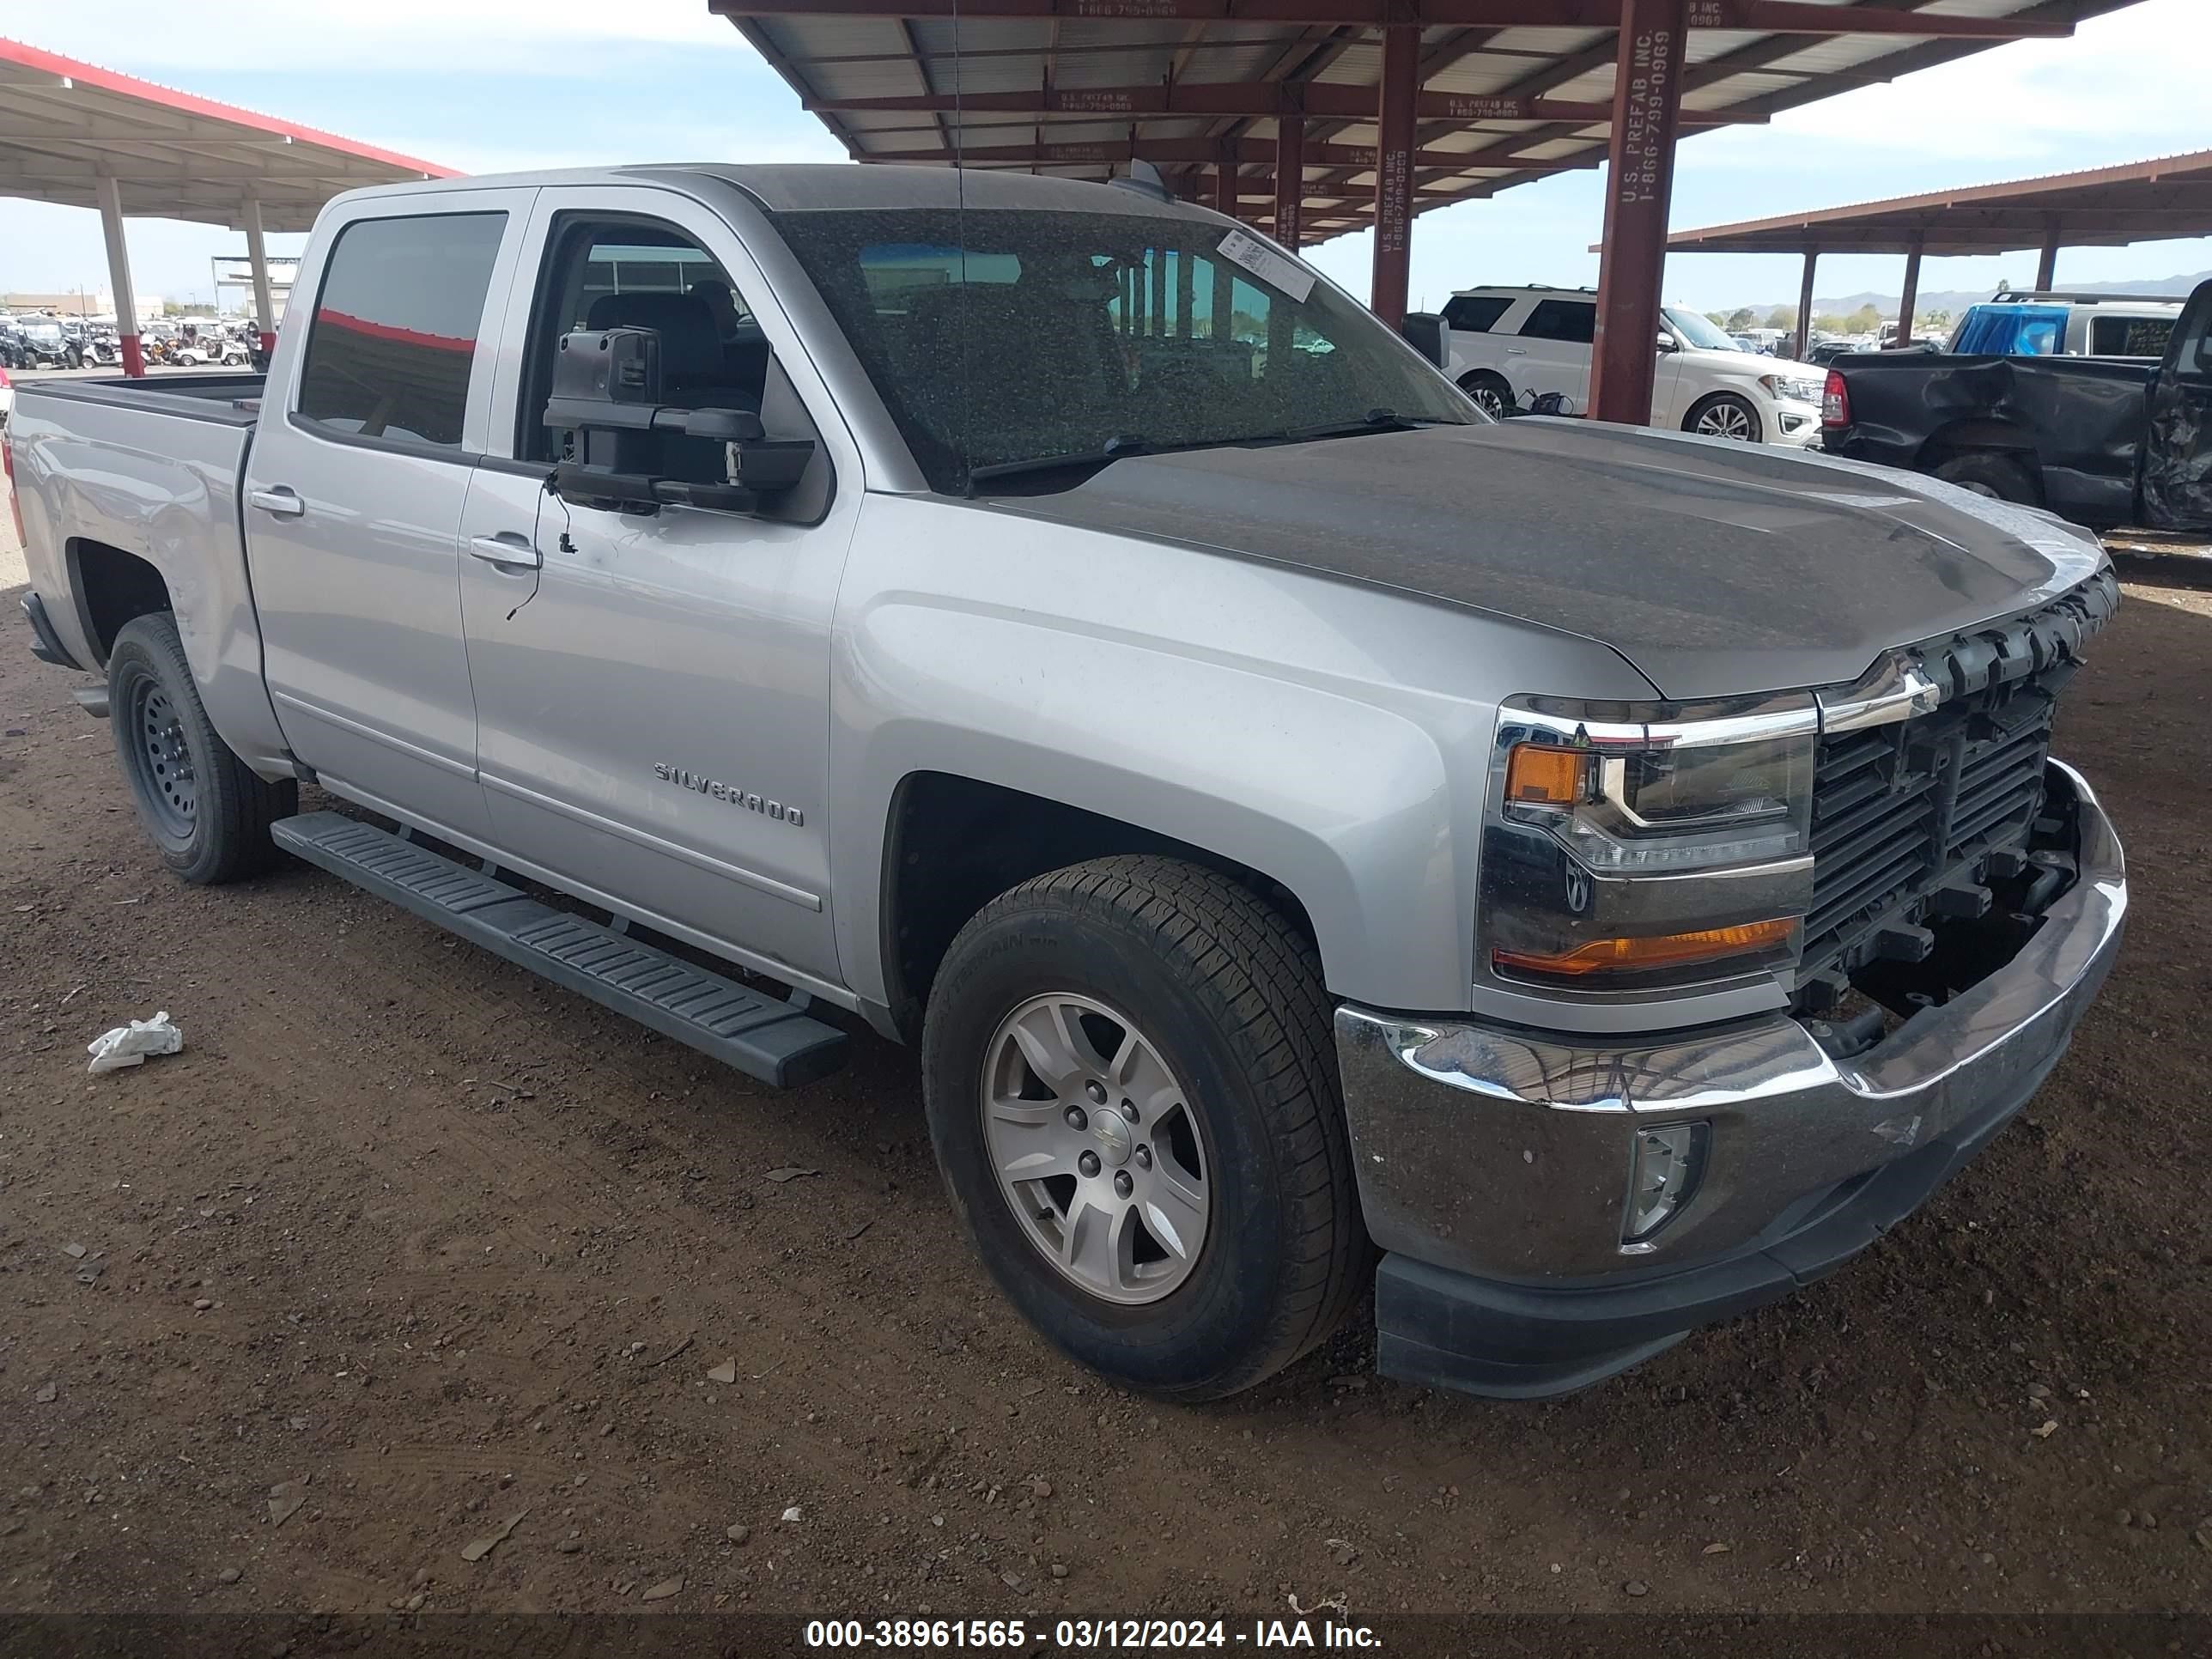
[1819, 277, 2211, 536]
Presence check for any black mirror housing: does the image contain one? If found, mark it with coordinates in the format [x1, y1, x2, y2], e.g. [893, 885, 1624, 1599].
[542, 326, 813, 514]
[1399, 312, 1449, 370]
[679, 406, 766, 444]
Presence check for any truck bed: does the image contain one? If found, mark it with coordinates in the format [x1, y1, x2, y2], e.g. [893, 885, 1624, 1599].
[8, 370, 287, 772]
[1824, 352, 2153, 529]
[18, 372, 264, 426]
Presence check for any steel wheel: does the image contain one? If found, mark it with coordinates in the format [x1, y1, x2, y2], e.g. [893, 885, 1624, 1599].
[128, 678, 198, 840]
[1690, 395, 1760, 442]
[981, 991, 1211, 1306]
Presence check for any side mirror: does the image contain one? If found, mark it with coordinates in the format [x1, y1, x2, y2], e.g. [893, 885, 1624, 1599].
[678, 407, 765, 444]
[1655, 332, 1678, 353]
[1399, 312, 1449, 370]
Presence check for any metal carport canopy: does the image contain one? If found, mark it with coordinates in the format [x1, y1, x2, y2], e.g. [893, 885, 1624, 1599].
[1658, 147, 2212, 355]
[0, 37, 455, 372]
[1662, 147, 2212, 253]
[712, 0, 2147, 425]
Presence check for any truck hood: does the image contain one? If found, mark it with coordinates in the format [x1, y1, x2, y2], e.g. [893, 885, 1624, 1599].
[987, 417, 2108, 701]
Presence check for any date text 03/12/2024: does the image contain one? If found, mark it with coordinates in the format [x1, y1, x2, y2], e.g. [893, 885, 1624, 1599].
[803, 1618, 1384, 1649]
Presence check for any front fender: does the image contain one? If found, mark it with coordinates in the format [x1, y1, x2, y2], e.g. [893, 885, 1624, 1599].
[827, 495, 1658, 1016]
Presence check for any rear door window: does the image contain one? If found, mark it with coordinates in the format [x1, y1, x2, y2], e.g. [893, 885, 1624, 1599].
[1443, 295, 1511, 333]
[1521, 300, 1596, 345]
[2088, 314, 2177, 358]
[295, 213, 507, 449]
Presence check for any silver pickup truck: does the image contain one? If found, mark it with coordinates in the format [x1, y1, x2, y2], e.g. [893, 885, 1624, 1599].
[7, 165, 2125, 1402]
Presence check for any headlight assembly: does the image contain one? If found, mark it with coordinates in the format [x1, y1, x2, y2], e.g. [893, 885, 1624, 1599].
[1759, 373, 1824, 404]
[1482, 696, 1817, 994]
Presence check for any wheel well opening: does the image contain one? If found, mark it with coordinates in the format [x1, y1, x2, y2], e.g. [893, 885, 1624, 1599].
[1917, 420, 2039, 469]
[881, 772, 1316, 1044]
[70, 539, 172, 665]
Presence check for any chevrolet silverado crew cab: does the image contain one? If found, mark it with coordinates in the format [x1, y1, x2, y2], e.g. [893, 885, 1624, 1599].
[9, 166, 2125, 1402]
[1441, 283, 1827, 445]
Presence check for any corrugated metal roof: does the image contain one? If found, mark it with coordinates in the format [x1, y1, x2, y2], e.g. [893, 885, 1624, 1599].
[715, 1, 2149, 248]
[1662, 146, 2212, 255]
[0, 36, 453, 231]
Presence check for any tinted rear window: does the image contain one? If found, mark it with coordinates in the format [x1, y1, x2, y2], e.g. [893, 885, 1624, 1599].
[1521, 300, 1595, 344]
[1443, 295, 1511, 333]
[296, 213, 506, 449]
[2088, 314, 2176, 358]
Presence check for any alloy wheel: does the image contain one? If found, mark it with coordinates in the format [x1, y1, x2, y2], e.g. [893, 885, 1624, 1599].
[981, 992, 1212, 1306]
[1694, 399, 1758, 441]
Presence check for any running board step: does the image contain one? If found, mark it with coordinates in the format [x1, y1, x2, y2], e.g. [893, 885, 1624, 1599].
[270, 811, 847, 1087]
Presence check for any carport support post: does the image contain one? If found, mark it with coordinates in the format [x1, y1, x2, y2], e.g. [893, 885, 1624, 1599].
[1589, 0, 1688, 427]
[1894, 235, 1924, 348]
[1370, 26, 1419, 327]
[2036, 227, 2062, 291]
[94, 173, 143, 379]
[244, 196, 277, 358]
[1273, 115, 1305, 250]
[1795, 250, 1818, 363]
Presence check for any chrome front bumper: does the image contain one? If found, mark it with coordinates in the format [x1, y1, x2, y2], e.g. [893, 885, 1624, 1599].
[1336, 762, 2126, 1287]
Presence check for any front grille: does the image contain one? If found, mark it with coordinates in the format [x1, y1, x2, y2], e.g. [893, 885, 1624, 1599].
[1802, 695, 2054, 981]
[1799, 570, 2115, 987]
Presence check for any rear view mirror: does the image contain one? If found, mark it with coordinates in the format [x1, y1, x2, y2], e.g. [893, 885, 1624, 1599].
[1399, 312, 1449, 369]
[1656, 332, 1678, 353]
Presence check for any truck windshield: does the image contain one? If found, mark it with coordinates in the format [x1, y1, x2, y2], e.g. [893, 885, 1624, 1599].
[777, 207, 1473, 494]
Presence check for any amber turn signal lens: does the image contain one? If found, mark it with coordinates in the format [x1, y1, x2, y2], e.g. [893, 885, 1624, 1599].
[1492, 917, 1796, 980]
[1504, 743, 1584, 807]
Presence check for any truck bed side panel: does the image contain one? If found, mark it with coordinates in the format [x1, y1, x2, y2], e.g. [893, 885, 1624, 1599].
[10, 385, 295, 775]
[1833, 354, 2153, 528]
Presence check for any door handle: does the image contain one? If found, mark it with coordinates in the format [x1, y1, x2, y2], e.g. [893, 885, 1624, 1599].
[1504, 347, 1529, 356]
[247, 486, 305, 518]
[468, 532, 544, 572]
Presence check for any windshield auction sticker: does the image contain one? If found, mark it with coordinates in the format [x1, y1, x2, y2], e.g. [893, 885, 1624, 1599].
[1216, 228, 1316, 303]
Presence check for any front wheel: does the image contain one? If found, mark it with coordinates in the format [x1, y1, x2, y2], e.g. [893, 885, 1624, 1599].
[1685, 392, 1763, 443]
[1458, 369, 1514, 417]
[921, 856, 1364, 1401]
[108, 613, 296, 884]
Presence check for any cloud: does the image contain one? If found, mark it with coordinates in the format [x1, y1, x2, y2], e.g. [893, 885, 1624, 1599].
[1728, 3, 2210, 168]
[8, 1, 748, 78]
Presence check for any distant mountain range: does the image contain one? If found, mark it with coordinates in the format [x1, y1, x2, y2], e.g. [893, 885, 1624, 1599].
[1723, 269, 2210, 319]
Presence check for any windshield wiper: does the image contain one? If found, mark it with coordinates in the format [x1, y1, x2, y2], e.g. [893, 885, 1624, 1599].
[965, 434, 1153, 493]
[1257, 408, 1449, 445]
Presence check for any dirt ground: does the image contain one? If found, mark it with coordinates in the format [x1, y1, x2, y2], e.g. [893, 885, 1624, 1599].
[2, 526, 2209, 1629]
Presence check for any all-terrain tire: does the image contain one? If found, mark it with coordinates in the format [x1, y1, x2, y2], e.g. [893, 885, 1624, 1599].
[921, 855, 1366, 1401]
[107, 612, 296, 884]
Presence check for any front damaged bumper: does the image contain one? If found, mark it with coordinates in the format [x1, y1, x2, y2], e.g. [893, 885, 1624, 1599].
[1334, 762, 2125, 1400]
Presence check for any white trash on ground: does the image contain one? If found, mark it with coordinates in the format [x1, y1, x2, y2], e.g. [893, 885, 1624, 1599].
[86, 1010, 185, 1074]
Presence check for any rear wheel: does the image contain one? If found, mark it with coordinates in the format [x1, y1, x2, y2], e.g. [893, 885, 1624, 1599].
[1458, 369, 1514, 417]
[1933, 451, 2037, 504]
[921, 856, 1364, 1401]
[1685, 392, 1763, 443]
[108, 613, 295, 884]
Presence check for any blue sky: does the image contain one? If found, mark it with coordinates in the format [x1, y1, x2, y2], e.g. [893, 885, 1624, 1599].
[3, 0, 2207, 315]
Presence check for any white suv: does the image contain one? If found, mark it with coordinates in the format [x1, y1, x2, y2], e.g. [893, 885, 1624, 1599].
[1441, 286, 1826, 447]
